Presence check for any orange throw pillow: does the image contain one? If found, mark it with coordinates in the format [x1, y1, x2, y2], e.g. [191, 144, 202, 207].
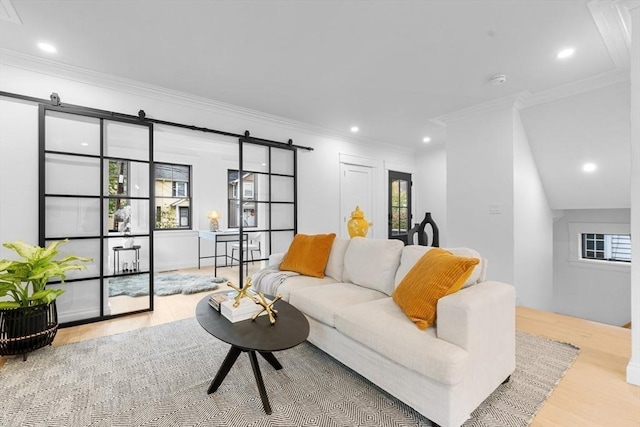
[392, 248, 479, 330]
[279, 233, 337, 278]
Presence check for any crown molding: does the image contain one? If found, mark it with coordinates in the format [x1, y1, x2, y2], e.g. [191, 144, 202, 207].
[519, 68, 629, 109]
[0, 49, 412, 154]
[0, 0, 21, 24]
[432, 92, 530, 125]
[431, 67, 630, 123]
[618, 0, 640, 12]
[588, 0, 633, 69]
[0, 49, 310, 129]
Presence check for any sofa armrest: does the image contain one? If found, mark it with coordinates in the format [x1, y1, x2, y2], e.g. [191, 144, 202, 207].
[437, 281, 516, 390]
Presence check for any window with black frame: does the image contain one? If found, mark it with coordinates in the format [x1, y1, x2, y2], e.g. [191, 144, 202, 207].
[155, 162, 192, 229]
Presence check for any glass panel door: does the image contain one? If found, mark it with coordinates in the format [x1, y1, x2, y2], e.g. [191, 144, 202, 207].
[232, 140, 296, 285]
[104, 120, 153, 316]
[388, 170, 412, 244]
[41, 106, 153, 325]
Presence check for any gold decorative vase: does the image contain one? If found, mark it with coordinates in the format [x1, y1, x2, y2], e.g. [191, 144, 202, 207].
[347, 206, 371, 238]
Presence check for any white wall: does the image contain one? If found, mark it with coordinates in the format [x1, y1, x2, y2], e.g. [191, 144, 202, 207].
[627, 3, 640, 386]
[0, 99, 39, 250]
[445, 107, 516, 285]
[443, 105, 555, 310]
[414, 145, 447, 246]
[513, 110, 554, 310]
[552, 209, 631, 326]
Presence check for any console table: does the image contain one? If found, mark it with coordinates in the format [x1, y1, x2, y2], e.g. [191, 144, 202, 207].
[112, 245, 141, 274]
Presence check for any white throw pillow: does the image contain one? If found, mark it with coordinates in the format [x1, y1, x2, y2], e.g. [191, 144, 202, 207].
[342, 237, 404, 296]
[447, 247, 486, 285]
[324, 237, 350, 281]
[394, 245, 484, 288]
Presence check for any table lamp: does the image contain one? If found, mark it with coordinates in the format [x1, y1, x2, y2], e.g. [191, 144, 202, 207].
[207, 210, 222, 231]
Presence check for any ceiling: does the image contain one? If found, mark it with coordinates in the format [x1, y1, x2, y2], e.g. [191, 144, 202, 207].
[0, 0, 636, 209]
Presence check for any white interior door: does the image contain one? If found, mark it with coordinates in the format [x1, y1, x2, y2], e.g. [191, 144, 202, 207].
[340, 163, 374, 238]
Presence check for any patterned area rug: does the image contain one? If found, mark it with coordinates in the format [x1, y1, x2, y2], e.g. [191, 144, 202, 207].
[0, 319, 579, 427]
[108, 273, 226, 297]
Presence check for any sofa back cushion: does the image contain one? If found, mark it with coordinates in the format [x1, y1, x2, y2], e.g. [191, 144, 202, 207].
[394, 245, 485, 288]
[279, 233, 336, 278]
[324, 237, 350, 281]
[342, 237, 404, 295]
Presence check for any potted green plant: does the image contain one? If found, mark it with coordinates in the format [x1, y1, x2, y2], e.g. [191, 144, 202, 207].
[0, 239, 91, 360]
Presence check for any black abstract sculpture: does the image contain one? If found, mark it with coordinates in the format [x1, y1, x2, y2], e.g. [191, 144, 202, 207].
[407, 212, 439, 247]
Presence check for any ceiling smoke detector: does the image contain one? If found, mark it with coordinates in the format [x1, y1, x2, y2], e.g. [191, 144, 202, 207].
[490, 74, 507, 85]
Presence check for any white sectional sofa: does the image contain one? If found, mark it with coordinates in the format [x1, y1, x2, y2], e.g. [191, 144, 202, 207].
[252, 237, 516, 427]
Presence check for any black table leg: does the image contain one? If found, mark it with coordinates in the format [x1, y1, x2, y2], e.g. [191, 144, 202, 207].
[248, 350, 272, 414]
[214, 238, 218, 277]
[258, 351, 282, 370]
[208, 346, 242, 394]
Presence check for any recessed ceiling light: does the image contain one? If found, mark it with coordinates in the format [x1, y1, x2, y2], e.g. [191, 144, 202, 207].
[80, 142, 89, 146]
[37, 42, 57, 54]
[350, 126, 359, 133]
[422, 136, 431, 143]
[582, 162, 597, 173]
[557, 48, 575, 59]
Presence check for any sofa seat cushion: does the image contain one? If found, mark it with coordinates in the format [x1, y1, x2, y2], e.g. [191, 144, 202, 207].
[334, 298, 469, 385]
[289, 282, 387, 327]
[272, 275, 337, 302]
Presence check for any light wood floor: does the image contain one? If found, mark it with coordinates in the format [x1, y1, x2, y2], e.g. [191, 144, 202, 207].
[1, 270, 638, 426]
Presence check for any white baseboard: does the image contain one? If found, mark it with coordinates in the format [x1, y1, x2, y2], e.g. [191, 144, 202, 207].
[627, 360, 640, 386]
[155, 260, 198, 272]
[58, 306, 106, 324]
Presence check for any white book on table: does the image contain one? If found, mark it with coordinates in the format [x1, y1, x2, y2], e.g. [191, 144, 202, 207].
[221, 297, 270, 323]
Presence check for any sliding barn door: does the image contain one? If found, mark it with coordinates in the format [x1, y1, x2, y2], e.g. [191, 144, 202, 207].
[233, 138, 297, 285]
[40, 106, 154, 325]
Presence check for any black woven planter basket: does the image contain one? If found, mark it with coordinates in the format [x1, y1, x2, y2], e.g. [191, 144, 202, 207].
[0, 301, 59, 361]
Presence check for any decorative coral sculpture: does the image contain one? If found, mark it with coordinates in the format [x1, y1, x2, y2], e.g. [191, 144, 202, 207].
[252, 292, 282, 325]
[227, 277, 254, 308]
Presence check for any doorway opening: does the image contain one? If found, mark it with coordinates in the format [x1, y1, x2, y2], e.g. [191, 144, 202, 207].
[388, 170, 412, 244]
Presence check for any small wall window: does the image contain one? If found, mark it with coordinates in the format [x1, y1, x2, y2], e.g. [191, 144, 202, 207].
[568, 222, 631, 271]
[172, 181, 188, 197]
[582, 233, 631, 263]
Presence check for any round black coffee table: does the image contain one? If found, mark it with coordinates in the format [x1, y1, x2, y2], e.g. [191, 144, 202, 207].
[196, 295, 309, 414]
